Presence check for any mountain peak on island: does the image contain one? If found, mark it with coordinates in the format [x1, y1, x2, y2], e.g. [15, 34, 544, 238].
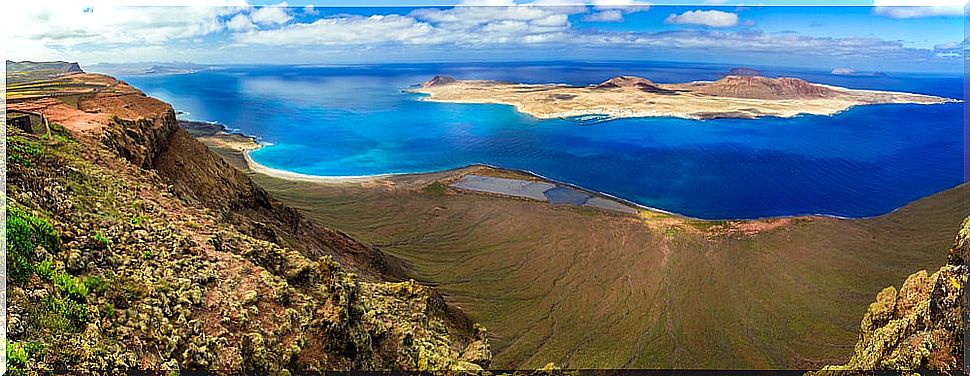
[698, 75, 833, 99]
[422, 75, 458, 88]
[596, 75, 657, 88]
[594, 75, 677, 94]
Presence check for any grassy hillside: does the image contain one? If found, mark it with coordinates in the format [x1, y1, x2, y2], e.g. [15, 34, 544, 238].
[245, 163, 966, 369]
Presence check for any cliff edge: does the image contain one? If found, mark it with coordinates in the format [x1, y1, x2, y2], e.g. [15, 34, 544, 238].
[5, 62, 489, 371]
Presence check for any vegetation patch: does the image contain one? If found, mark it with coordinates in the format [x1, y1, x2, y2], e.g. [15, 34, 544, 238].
[7, 135, 45, 167]
[7, 205, 60, 284]
[92, 232, 110, 249]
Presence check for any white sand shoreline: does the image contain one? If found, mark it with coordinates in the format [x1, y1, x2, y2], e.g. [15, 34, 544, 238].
[242, 150, 400, 183]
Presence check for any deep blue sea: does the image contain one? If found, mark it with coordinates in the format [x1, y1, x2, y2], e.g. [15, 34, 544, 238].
[120, 61, 964, 220]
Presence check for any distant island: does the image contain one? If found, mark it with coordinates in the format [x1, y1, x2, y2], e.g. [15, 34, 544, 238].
[86, 61, 214, 76]
[410, 72, 955, 120]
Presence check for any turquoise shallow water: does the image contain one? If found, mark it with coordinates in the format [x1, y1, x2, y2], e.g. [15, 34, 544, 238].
[121, 61, 964, 219]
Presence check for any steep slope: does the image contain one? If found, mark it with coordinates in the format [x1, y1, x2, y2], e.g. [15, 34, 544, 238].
[816, 218, 968, 372]
[5, 63, 489, 371]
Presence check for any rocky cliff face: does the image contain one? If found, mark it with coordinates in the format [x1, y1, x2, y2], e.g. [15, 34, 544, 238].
[5, 65, 489, 371]
[815, 217, 968, 373]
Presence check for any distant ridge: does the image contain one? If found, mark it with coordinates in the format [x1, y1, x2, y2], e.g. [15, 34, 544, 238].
[6, 61, 83, 83]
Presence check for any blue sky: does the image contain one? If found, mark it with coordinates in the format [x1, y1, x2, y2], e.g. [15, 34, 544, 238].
[4, 0, 965, 72]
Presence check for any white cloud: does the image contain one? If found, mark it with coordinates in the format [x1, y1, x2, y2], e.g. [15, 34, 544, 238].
[235, 14, 438, 45]
[580, 0, 649, 22]
[227, 14, 255, 31]
[591, 0, 650, 11]
[932, 39, 966, 58]
[3, 0, 246, 63]
[873, 0, 964, 18]
[4, 5, 243, 47]
[235, 5, 585, 47]
[665, 10, 739, 27]
[410, 6, 581, 28]
[583, 9, 624, 22]
[250, 3, 292, 25]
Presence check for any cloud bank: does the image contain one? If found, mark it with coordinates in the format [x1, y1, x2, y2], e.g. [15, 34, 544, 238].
[664, 10, 739, 27]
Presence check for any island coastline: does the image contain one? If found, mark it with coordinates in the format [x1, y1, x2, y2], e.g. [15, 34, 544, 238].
[409, 74, 958, 121]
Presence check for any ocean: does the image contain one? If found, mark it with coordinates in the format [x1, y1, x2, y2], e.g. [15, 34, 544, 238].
[120, 61, 964, 220]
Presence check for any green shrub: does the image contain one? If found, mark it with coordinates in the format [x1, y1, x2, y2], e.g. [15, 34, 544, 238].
[54, 272, 89, 303]
[92, 232, 110, 249]
[6, 206, 60, 284]
[44, 295, 89, 330]
[32, 295, 85, 333]
[35, 259, 56, 281]
[103, 302, 115, 319]
[83, 275, 106, 294]
[7, 213, 34, 283]
[7, 136, 45, 167]
[143, 250, 154, 260]
[6, 341, 28, 370]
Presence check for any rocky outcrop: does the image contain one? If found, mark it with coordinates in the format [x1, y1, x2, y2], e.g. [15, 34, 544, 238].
[815, 217, 968, 373]
[102, 113, 180, 170]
